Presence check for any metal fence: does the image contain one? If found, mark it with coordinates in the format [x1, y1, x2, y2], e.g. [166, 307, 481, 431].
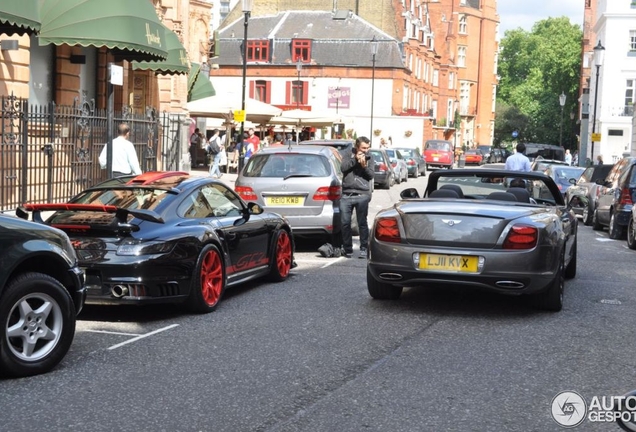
[0, 94, 184, 212]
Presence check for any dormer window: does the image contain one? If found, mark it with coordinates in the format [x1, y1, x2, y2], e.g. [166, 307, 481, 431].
[292, 39, 312, 62]
[247, 40, 269, 62]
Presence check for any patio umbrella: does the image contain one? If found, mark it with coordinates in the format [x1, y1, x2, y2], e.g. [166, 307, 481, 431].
[270, 109, 340, 127]
[186, 93, 282, 124]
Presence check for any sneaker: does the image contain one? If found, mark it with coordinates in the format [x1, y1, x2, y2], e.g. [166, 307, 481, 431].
[358, 248, 367, 259]
[343, 250, 353, 258]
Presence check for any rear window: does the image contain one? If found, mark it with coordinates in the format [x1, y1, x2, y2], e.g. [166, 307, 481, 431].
[397, 148, 414, 157]
[553, 167, 585, 181]
[425, 141, 451, 151]
[70, 188, 170, 211]
[242, 153, 333, 178]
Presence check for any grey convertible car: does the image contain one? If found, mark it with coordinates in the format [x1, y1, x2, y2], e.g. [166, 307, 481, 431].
[367, 169, 578, 311]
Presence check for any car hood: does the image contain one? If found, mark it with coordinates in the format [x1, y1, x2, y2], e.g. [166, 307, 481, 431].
[380, 200, 553, 248]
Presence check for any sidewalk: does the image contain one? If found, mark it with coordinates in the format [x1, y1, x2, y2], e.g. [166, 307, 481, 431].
[189, 166, 238, 185]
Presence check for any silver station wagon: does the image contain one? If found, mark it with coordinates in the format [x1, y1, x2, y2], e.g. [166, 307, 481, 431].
[235, 145, 344, 242]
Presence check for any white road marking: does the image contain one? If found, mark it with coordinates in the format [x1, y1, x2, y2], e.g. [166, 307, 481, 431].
[595, 238, 613, 242]
[83, 329, 142, 337]
[321, 257, 346, 268]
[107, 324, 179, 350]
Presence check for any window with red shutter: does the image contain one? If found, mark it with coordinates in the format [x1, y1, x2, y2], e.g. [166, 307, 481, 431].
[292, 39, 311, 62]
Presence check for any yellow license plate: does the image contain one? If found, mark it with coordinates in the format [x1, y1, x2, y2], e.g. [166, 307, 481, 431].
[266, 196, 304, 206]
[419, 254, 478, 273]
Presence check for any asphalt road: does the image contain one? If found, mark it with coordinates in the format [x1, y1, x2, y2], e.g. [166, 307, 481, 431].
[2, 171, 635, 432]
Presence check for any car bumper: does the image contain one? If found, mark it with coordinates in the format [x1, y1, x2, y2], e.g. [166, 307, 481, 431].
[374, 172, 391, 186]
[368, 243, 560, 295]
[69, 265, 87, 314]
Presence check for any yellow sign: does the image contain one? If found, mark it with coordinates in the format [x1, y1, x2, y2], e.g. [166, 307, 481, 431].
[234, 110, 246, 122]
[591, 133, 601, 142]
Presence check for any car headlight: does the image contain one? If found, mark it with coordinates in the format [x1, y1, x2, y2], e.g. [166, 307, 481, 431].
[116, 241, 175, 256]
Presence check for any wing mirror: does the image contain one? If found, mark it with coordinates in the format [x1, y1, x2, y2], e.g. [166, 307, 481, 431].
[569, 178, 577, 185]
[247, 202, 264, 215]
[400, 188, 420, 199]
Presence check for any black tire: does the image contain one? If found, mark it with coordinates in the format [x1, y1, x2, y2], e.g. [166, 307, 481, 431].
[269, 229, 293, 282]
[582, 203, 593, 226]
[0, 272, 76, 378]
[186, 244, 225, 313]
[367, 268, 403, 300]
[627, 216, 636, 250]
[608, 212, 624, 240]
[592, 209, 603, 231]
[534, 254, 564, 312]
[413, 168, 419, 179]
[395, 173, 401, 185]
[565, 239, 577, 279]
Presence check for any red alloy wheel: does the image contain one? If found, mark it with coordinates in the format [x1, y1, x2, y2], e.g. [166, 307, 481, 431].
[199, 249, 223, 306]
[276, 231, 292, 278]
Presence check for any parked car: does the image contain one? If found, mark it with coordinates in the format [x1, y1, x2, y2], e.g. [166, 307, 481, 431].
[367, 168, 577, 311]
[384, 148, 409, 184]
[0, 213, 86, 377]
[236, 145, 345, 242]
[464, 149, 484, 165]
[424, 140, 453, 169]
[477, 145, 492, 162]
[20, 171, 295, 312]
[592, 157, 636, 239]
[488, 148, 511, 163]
[564, 164, 613, 225]
[369, 148, 394, 189]
[543, 165, 585, 197]
[299, 139, 354, 157]
[393, 147, 426, 178]
[531, 158, 569, 173]
[525, 143, 565, 162]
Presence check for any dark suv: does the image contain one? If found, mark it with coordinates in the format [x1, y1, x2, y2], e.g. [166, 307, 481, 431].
[593, 157, 636, 239]
[0, 213, 85, 377]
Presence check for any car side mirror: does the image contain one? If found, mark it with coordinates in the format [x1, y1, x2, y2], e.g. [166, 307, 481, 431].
[400, 188, 420, 199]
[569, 178, 577, 185]
[595, 178, 605, 186]
[247, 202, 264, 215]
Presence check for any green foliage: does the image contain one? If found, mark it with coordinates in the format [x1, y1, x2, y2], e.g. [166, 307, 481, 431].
[496, 17, 582, 148]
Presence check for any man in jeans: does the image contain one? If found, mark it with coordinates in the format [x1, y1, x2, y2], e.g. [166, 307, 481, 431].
[339, 136, 374, 258]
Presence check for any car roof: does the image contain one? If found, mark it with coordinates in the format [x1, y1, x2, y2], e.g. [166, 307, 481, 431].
[256, 145, 339, 156]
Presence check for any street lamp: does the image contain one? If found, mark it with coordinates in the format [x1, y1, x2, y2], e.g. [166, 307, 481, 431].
[369, 36, 379, 143]
[238, 0, 253, 174]
[559, 91, 566, 148]
[296, 58, 302, 108]
[591, 40, 605, 163]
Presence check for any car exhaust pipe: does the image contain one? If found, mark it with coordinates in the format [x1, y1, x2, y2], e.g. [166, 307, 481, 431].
[495, 281, 525, 289]
[111, 285, 129, 298]
[379, 273, 403, 281]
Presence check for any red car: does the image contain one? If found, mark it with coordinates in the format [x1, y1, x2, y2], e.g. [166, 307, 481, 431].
[424, 140, 453, 169]
[464, 149, 484, 165]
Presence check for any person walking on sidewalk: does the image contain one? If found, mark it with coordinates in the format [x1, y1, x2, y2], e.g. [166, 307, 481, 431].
[207, 129, 223, 178]
[339, 136, 374, 259]
[99, 123, 142, 178]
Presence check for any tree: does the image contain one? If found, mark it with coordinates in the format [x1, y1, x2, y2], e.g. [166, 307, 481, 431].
[496, 17, 582, 149]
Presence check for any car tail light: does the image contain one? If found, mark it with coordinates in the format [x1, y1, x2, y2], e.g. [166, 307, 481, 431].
[619, 187, 633, 205]
[503, 225, 538, 250]
[390, 161, 397, 168]
[313, 186, 341, 201]
[407, 159, 415, 166]
[375, 217, 401, 243]
[235, 186, 258, 201]
[377, 162, 388, 172]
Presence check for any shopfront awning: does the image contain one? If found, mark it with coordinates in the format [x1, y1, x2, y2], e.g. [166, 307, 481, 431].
[132, 26, 189, 75]
[0, 0, 40, 35]
[188, 63, 216, 102]
[38, 0, 168, 62]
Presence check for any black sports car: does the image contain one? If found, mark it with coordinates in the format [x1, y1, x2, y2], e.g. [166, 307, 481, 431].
[17, 171, 296, 313]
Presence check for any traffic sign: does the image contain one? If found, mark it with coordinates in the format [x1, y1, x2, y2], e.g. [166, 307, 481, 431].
[591, 133, 601, 142]
[234, 110, 246, 122]
[512, 130, 518, 138]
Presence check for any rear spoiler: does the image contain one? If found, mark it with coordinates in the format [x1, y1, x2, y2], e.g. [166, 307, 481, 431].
[16, 204, 164, 233]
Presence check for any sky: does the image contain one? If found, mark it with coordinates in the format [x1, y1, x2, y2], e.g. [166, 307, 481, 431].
[497, 0, 585, 35]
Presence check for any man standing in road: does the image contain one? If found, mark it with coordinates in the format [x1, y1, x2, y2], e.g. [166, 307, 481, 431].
[99, 123, 142, 177]
[340, 136, 374, 259]
[246, 128, 260, 152]
[504, 143, 531, 172]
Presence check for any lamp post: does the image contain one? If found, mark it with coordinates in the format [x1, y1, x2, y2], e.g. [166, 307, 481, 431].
[238, 0, 253, 174]
[296, 58, 302, 108]
[591, 40, 605, 163]
[369, 36, 378, 142]
[559, 91, 566, 148]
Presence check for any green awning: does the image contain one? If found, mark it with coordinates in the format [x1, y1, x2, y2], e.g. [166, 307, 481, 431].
[38, 0, 168, 62]
[132, 26, 190, 75]
[188, 63, 216, 102]
[0, 0, 41, 35]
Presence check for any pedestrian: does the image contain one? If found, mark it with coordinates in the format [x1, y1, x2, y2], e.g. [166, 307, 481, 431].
[597, 155, 604, 165]
[246, 128, 260, 152]
[207, 129, 223, 178]
[572, 151, 578, 166]
[189, 127, 203, 167]
[379, 137, 388, 148]
[237, 132, 248, 173]
[284, 133, 294, 146]
[270, 134, 284, 147]
[504, 143, 531, 172]
[565, 149, 572, 165]
[339, 136, 374, 259]
[243, 134, 255, 167]
[99, 123, 142, 178]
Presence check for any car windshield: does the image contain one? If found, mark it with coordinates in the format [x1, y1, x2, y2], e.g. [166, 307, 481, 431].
[242, 153, 332, 178]
[430, 172, 563, 204]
